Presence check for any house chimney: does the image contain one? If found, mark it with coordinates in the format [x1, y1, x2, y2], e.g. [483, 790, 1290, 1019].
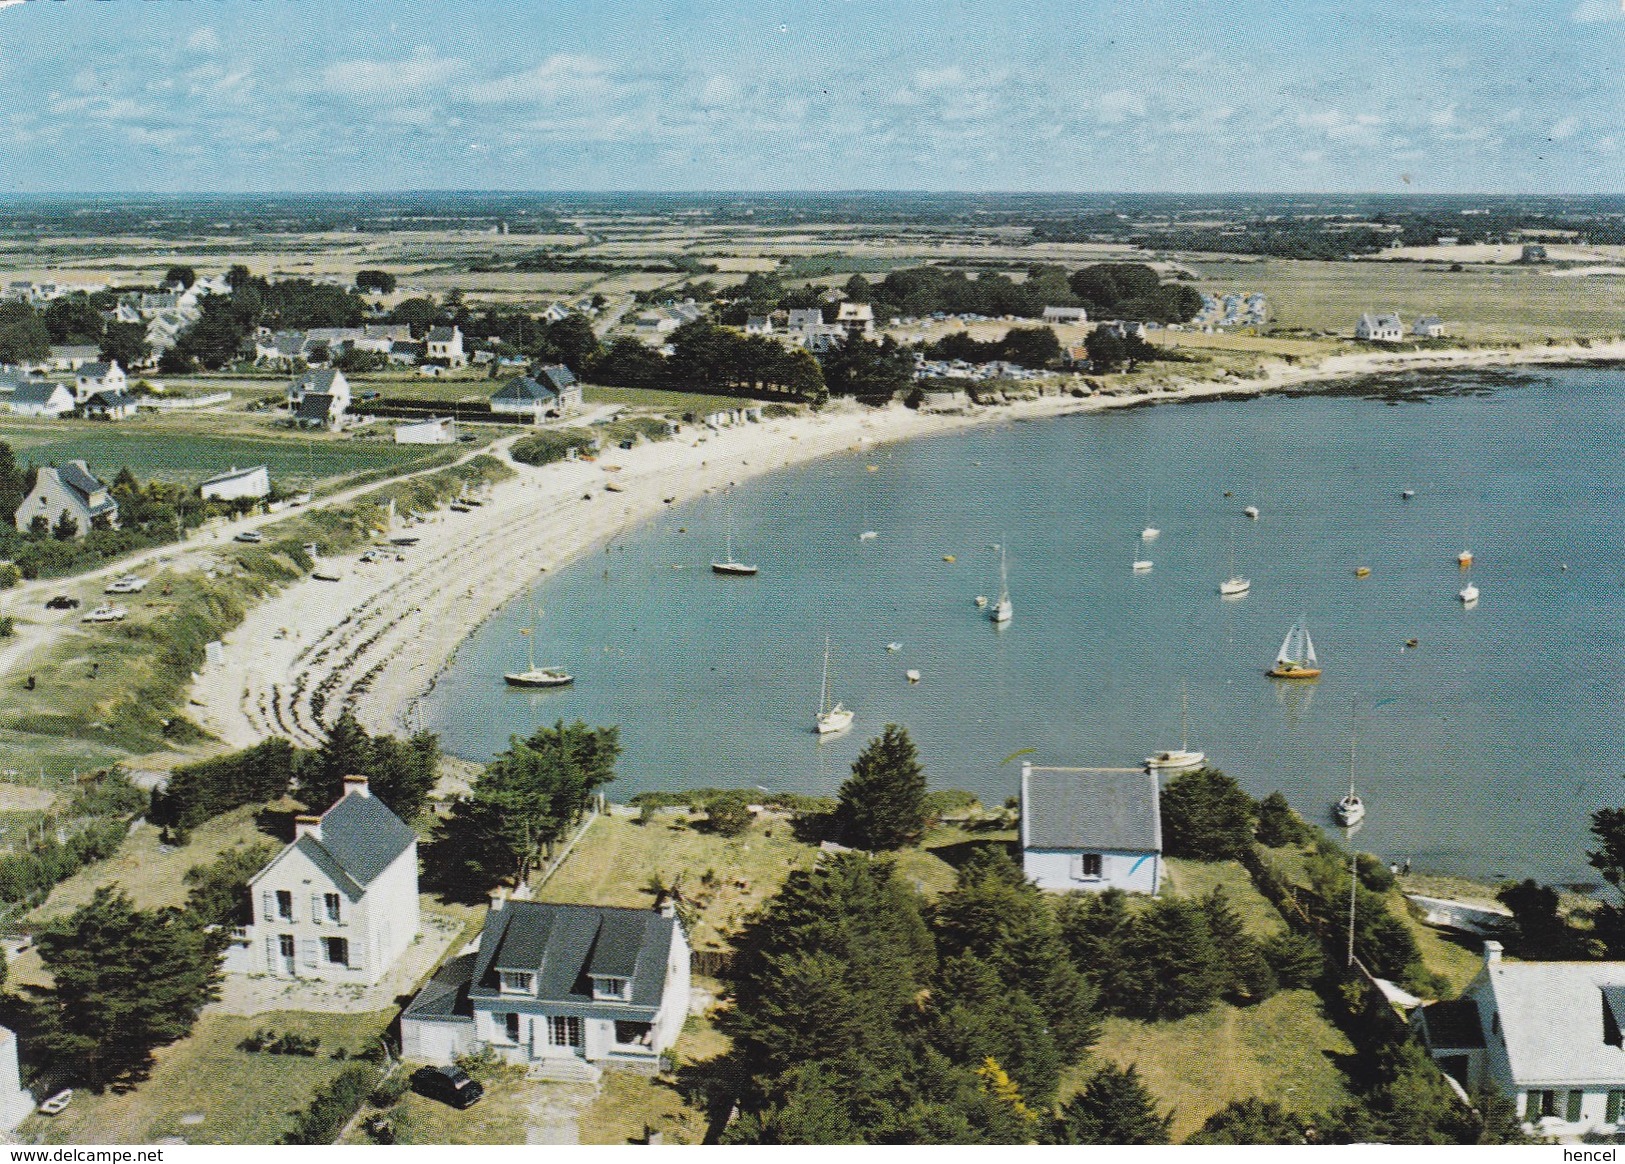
[342, 774, 370, 798]
[489, 888, 506, 912]
[294, 814, 322, 841]
[1484, 940, 1503, 965]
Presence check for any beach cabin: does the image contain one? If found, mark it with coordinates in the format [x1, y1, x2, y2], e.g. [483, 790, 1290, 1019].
[1019, 762, 1162, 894]
[1413, 942, 1625, 1138]
[395, 417, 457, 445]
[200, 464, 272, 502]
[401, 898, 691, 1080]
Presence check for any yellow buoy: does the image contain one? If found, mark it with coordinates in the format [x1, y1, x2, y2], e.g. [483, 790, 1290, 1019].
[943, 554, 956, 563]
[1355, 566, 1371, 577]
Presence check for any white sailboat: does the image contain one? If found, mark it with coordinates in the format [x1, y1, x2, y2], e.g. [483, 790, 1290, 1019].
[504, 604, 574, 688]
[1268, 622, 1322, 680]
[711, 503, 757, 576]
[1147, 684, 1206, 771]
[1132, 537, 1153, 573]
[1219, 530, 1250, 596]
[990, 543, 1013, 623]
[1334, 708, 1365, 827]
[1458, 570, 1480, 605]
[814, 636, 853, 735]
[1141, 488, 1160, 541]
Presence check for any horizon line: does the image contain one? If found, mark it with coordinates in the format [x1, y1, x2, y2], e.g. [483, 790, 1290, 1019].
[1, 189, 1624, 200]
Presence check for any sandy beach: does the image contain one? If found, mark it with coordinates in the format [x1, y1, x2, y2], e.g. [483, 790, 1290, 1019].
[180, 337, 1625, 755]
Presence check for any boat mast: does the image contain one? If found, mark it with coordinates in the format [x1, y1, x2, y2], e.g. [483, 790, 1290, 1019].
[819, 635, 832, 716]
[1180, 682, 1190, 753]
[1346, 698, 1358, 967]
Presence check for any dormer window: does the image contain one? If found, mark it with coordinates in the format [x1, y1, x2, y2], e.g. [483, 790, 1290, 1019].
[592, 976, 630, 1001]
[499, 970, 534, 995]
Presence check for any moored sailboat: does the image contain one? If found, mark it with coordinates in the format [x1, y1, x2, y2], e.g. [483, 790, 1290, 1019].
[1146, 684, 1205, 771]
[504, 604, 574, 688]
[990, 543, 1013, 623]
[815, 635, 854, 734]
[1268, 622, 1322, 680]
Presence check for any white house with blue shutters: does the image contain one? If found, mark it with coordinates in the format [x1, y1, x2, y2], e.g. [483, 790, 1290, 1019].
[1019, 762, 1162, 895]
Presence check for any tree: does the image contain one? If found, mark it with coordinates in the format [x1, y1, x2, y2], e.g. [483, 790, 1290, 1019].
[1202, 886, 1277, 1003]
[1047, 1064, 1171, 1145]
[1187, 1098, 1309, 1144]
[164, 266, 197, 289]
[999, 326, 1061, 369]
[43, 295, 105, 345]
[1255, 791, 1312, 847]
[704, 790, 753, 837]
[354, 269, 397, 294]
[28, 514, 47, 537]
[546, 313, 602, 374]
[1263, 930, 1325, 989]
[1159, 767, 1255, 861]
[35, 887, 221, 1088]
[1116, 897, 1227, 1020]
[835, 724, 928, 850]
[184, 842, 277, 933]
[1083, 327, 1126, 372]
[52, 511, 79, 540]
[820, 336, 914, 400]
[1496, 879, 1584, 959]
[0, 301, 50, 365]
[100, 321, 151, 370]
[296, 711, 440, 823]
[172, 293, 251, 369]
[0, 441, 24, 526]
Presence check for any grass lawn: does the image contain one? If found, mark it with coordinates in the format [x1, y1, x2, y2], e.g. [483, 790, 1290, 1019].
[1388, 888, 1485, 997]
[582, 384, 773, 416]
[372, 1064, 536, 1146]
[28, 1009, 394, 1145]
[1162, 858, 1288, 938]
[577, 1014, 725, 1145]
[1074, 989, 1356, 1142]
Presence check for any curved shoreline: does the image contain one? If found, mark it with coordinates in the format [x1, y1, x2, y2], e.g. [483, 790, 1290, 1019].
[187, 339, 1625, 752]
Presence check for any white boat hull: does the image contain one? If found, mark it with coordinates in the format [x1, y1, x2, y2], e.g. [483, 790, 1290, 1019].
[1146, 749, 1205, 771]
[1459, 584, 1479, 603]
[1335, 796, 1365, 827]
[1132, 560, 1153, 572]
[990, 600, 1012, 623]
[1219, 577, 1251, 596]
[816, 707, 854, 734]
[1141, 527, 1160, 541]
[505, 669, 574, 688]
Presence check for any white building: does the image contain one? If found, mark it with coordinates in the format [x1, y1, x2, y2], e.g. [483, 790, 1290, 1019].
[74, 360, 127, 405]
[0, 1027, 33, 1130]
[424, 326, 467, 367]
[14, 461, 119, 537]
[835, 301, 875, 338]
[1019, 762, 1162, 894]
[231, 775, 420, 986]
[1414, 315, 1446, 338]
[1356, 312, 1405, 342]
[401, 899, 691, 1079]
[6, 381, 76, 418]
[395, 417, 457, 445]
[199, 464, 272, 502]
[1414, 943, 1625, 1138]
[1042, 306, 1090, 324]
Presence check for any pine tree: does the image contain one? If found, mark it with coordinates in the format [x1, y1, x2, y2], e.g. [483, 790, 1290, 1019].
[1187, 1098, 1309, 1144]
[1047, 1064, 1172, 1145]
[1201, 887, 1278, 1004]
[1160, 767, 1256, 860]
[835, 724, 928, 850]
[1118, 898, 1227, 1020]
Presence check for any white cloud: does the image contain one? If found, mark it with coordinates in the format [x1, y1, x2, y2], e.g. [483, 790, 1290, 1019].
[323, 48, 462, 98]
[1297, 109, 1384, 142]
[699, 75, 738, 107]
[1573, 0, 1624, 21]
[912, 66, 966, 91]
[464, 54, 610, 104]
[1550, 115, 1580, 140]
[186, 27, 220, 53]
[1096, 90, 1146, 124]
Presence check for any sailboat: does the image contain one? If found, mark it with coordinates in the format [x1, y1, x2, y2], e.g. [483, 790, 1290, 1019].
[1146, 684, 1206, 771]
[711, 504, 758, 576]
[814, 636, 854, 734]
[1458, 568, 1479, 605]
[1268, 622, 1322, 680]
[1334, 710, 1365, 827]
[1219, 530, 1250, 596]
[1140, 488, 1160, 541]
[1132, 537, 1153, 573]
[990, 543, 1013, 623]
[504, 604, 574, 688]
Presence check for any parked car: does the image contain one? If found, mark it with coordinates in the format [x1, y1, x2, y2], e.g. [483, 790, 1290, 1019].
[234, 530, 263, 544]
[81, 604, 128, 623]
[104, 575, 147, 594]
[45, 596, 81, 610]
[410, 1065, 484, 1110]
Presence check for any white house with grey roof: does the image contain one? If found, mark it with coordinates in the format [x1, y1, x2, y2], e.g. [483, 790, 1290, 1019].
[1019, 762, 1162, 894]
[14, 461, 119, 537]
[1414, 941, 1625, 1137]
[73, 360, 126, 404]
[199, 464, 271, 502]
[5, 380, 75, 418]
[489, 366, 581, 421]
[1356, 312, 1405, 342]
[424, 326, 466, 367]
[231, 775, 419, 985]
[400, 899, 691, 1079]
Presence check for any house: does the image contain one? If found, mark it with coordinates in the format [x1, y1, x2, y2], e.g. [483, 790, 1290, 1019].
[230, 775, 419, 985]
[199, 464, 271, 502]
[541, 302, 572, 324]
[1019, 761, 1162, 894]
[490, 367, 580, 421]
[632, 311, 680, 337]
[74, 360, 127, 404]
[744, 315, 775, 336]
[82, 390, 138, 421]
[395, 417, 457, 445]
[5, 381, 75, 418]
[1414, 315, 1446, 338]
[835, 301, 875, 338]
[424, 326, 467, 367]
[400, 898, 691, 1078]
[1355, 312, 1405, 342]
[1042, 306, 1090, 324]
[785, 307, 825, 334]
[388, 340, 425, 366]
[360, 324, 413, 353]
[0, 1027, 33, 1130]
[287, 368, 351, 422]
[293, 392, 343, 430]
[1413, 942, 1625, 1137]
[14, 461, 119, 536]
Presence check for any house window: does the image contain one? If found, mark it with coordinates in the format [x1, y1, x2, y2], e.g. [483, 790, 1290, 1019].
[1530, 1090, 1559, 1118]
[278, 934, 295, 959]
[324, 937, 349, 967]
[548, 1016, 583, 1048]
[592, 977, 629, 1001]
[324, 893, 341, 923]
[1567, 1090, 1584, 1123]
[504, 1013, 521, 1043]
[500, 971, 534, 995]
[1607, 1091, 1625, 1124]
[275, 890, 293, 921]
[1070, 854, 1103, 880]
[614, 1021, 654, 1048]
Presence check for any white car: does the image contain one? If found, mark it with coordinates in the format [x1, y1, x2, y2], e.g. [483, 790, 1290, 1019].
[234, 530, 263, 544]
[104, 575, 147, 594]
[39, 1089, 72, 1116]
[82, 604, 128, 623]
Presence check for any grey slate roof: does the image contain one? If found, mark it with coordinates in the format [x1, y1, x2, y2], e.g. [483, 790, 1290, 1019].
[535, 364, 577, 392]
[200, 464, 269, 488]
[11, 382, 67, 407]
[311, 790, 415, 887]
[86, 391, 135, 411]
[77, 361, 112, 379]
[289, 368, 340, 395]
[469, 902, 675, 1013]
[426, 326, 457, 342]
[491, 375, 554, 404]
[1022, 765, 1161, 852]
[296, 393, 335, 422]
[402, 953, 477, 1022]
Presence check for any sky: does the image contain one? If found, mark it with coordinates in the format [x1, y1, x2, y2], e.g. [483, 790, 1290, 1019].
[0, 0, 1620, 194]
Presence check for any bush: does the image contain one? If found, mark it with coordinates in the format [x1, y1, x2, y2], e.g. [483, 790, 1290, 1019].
[284, 1063, 379, 1144]
[0, 616, 12, 638]
[149, 738, 297, 834]
[1160, 767, 1255, 861]
[924, 789, 981, 819]
[369, 1073, 409, 1109]
[703, 791, 753, 837]
[1264, 931, 1325, 989]
[1255, 791, 1313, 847]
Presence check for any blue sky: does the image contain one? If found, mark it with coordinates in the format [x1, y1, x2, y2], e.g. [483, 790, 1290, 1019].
[0, 0, 1620, 193]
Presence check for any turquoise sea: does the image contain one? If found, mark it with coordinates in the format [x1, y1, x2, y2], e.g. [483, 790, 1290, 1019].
[423, 367, 1625, 884]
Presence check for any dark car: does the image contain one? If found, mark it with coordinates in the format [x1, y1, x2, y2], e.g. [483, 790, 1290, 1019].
[45, 596, 80, 610]
[410, 1065, 484, 1110]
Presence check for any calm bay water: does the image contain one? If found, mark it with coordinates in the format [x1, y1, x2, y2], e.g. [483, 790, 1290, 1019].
[423, 367, 1625, 883]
